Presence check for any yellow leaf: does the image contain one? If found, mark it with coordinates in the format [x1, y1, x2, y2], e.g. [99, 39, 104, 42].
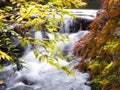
[0, 15, 5, 19]
[109, 0, 117, 5]
[0, 50, 12, 61]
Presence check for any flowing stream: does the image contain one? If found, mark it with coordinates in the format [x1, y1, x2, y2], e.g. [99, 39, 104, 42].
[0, 9, 97, 90]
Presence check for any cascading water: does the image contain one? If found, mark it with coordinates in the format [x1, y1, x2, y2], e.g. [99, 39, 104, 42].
[0, 9, 97, 90]
[57, 9, 97, 33]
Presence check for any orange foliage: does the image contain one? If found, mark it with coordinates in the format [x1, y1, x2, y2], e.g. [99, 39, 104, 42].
[73, 32, 92, 56]
[73, 0, 120, 89]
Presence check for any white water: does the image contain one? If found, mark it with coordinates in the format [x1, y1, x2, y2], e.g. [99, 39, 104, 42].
[5, 30, 90, 90]
[55, 9, 98, 33]
[69, 9, 97, 20]
[0, 9, 98, 90]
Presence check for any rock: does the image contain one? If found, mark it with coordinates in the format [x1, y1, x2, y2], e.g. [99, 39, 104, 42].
[20, 76, 37, 85]
[0, 59, 11, 66]
[0, 83, 7, 90]
[0, 80, 7, 90]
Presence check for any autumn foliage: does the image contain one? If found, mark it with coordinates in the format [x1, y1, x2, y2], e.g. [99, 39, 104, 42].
[74, 0, 120, 89]
[0, 0, 86, 72]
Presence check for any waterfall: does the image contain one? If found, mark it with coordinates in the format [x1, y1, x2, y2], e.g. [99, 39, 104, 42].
[57, 9, 97, 33]
[0, 9, 97, 90]
[0, 30, 90, 90]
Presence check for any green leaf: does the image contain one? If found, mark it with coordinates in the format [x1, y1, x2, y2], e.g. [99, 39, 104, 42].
[0, 65, 4, 70]
[33, 49, 39, 58]
[61, 66, 75, 76]
[34, 24, 39, 31]
[49, 60, 61, 70]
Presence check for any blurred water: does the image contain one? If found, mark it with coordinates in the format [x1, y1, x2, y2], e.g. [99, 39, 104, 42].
[3, 30, 90, 90]
[0, 9, 97, 90]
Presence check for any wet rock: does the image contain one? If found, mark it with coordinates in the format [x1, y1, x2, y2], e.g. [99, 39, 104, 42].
[0, 59, 11, 66]
[20, 76, 37, 85]
[0, 83, 7, 90]
[0, 80, 7, 90]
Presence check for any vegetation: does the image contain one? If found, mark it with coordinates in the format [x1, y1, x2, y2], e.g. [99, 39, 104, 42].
[74, 0, 120, 89]
[0, 0, 86, 75]
[3, 0, 120, 89]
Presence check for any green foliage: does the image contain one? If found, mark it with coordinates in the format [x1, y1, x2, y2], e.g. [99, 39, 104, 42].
[0, 20, 23, 70]
[74, 0, 120, 89]
[0, 0, 86, 74]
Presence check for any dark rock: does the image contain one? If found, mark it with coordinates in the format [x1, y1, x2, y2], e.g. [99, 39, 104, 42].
[21, 77, 36, 85]
[0, 83, 7, 90]
[85, 81, 91, 86]
[0, 59, 11, 66]
[41, 30, 49, 39]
